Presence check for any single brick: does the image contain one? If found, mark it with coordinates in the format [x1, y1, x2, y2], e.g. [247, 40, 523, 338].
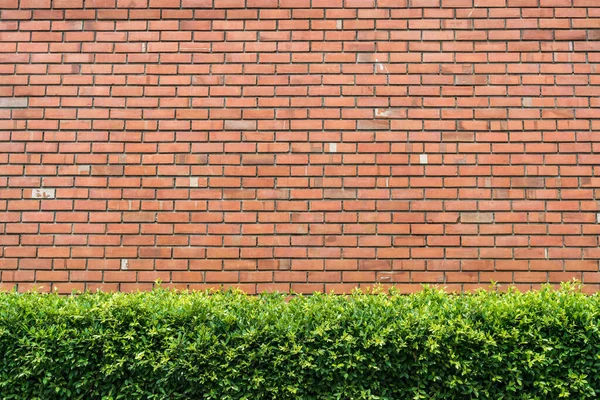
[0, 98, 28, 108]
[224, 120, 257, 130]
[31, 188, 56, 199]
[460, 213, 494, 224]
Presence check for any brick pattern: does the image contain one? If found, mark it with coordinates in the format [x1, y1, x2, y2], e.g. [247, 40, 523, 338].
[1, 0, 600, 294]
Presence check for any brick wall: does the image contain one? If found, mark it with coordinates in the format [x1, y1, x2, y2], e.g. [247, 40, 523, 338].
[1, 0, 600, 294]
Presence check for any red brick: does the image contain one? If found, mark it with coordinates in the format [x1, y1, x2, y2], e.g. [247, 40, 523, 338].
[0, 0, 598, 292]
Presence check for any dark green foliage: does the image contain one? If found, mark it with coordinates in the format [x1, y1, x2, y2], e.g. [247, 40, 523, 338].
[0, 283, 599, 399]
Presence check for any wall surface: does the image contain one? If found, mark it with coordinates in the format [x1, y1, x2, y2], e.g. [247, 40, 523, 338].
[1, 0, 600, 293]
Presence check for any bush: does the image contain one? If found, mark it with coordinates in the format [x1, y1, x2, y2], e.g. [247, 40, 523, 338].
[0, 284, 599, 399]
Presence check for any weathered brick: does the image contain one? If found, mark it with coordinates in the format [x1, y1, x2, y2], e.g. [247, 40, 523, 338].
[0, 97, 28, 108]
[460, 213, 494, 224]
[31, 188, 56, 199]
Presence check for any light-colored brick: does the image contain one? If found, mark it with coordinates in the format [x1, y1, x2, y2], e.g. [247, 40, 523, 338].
[32, 188, 55, 199]
[0, 97, 27, 108]
[460, 213, 494, 224]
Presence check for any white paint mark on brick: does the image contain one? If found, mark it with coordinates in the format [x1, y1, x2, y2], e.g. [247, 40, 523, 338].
[0, 97, 28, 108]
[32, 188, 55, 199]
[336, 20, 342, 29]
[121, 259, 129, 270]
[375, 108, 391, 117]
[141, 42, 147, 52]
[523, 97, 532, 107]
[375, 58, 388, 74]
[77, 165, 90, 174]
[597, 213, 600, 224]
[419, 154, 428, 164]
[376, 108, 404, 119]
[329, 143, 337, 153]
[467, 1, 479, 18]
[190, 177, 199, 187]
[545, 248, 548, 259]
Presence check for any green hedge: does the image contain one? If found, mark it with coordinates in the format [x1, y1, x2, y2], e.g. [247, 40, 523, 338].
[1, 284, 599, 399]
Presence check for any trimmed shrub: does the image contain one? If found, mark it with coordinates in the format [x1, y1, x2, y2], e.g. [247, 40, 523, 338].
[0, 284, 599, 399]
